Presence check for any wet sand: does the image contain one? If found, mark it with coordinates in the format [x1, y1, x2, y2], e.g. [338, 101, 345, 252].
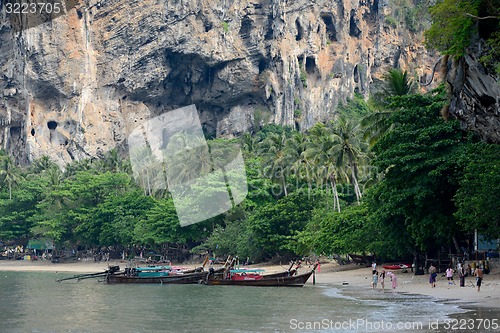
[312, 264, 500, 310]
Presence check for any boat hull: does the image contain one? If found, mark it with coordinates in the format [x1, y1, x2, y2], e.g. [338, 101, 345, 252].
[206, 270, 314, 287]
[107, 271, 207, 284]
[262, 269, 297, 279]
[382, 264, 411, 270]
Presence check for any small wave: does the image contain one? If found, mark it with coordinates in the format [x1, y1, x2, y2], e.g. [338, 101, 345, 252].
[321, 286, 360, 301]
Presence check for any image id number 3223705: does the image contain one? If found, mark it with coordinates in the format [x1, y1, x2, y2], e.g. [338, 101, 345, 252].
[3, 1, 62, 14]
[442, 318, 498, 330]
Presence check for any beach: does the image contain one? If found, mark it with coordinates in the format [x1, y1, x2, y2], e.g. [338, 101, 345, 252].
[1, 259, 499, 310]
[313, 264, 500, 310]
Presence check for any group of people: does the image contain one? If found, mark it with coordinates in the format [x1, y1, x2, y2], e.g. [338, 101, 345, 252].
[371, 262, 397, 290]
[428, 262, 484, 292]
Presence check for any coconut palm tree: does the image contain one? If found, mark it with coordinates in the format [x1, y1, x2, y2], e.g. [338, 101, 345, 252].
[258, 132, 292, 197]
[64, 159, 94, 178]
[241, 132, 257, 155]
[103, 148, 121, 172]
[169, 133, 212, 182]
[362, 68, 415, 146]
[46, 166, 63, 187]
[383, 68, 415, 97]
[0, 156, 23, 200]
[330, 117, 366, 204]
[304, 123, 347, 212]
[32, 156, 57, 173]
[285, 132, 307, 183]
[129, 145, 157, 196]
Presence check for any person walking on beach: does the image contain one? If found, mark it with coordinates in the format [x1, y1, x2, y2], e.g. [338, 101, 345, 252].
[466, 264, 472, 277]
[379, 270, 386, 290]
[386, 272, 398, 289]
[458, 264, 465, 287]
[429, 263, 437, 288]
[475, 267, 484, 292]
[446, 266, 455, 286]
[372, 270, 378, 289]
[372, 261, 377, 274]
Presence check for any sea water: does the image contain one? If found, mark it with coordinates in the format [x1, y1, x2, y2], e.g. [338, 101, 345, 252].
[0, 271, 498, 333]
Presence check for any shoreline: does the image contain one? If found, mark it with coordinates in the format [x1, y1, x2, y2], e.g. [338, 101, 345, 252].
[312, 264, 500, 310]
[1, 260, 499, 310]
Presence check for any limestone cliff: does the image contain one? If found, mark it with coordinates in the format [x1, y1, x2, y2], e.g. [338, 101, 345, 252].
[0, 0, 438, 166]
[447, 42, 500, 144]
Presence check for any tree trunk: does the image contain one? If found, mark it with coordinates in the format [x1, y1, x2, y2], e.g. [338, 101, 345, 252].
[452, 235, 461, 255]
[348, 155, 362, 203]
[350, 166, 362, 203]
[330, 178, 340, 212]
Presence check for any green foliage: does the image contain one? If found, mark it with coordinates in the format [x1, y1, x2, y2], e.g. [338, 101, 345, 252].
[454, 143, 500, 238]
[192, 207, 254, 259]
[385, 15, 398, 28]
[300, 69, 307, 88]
[133, 198, 210, 245]
[363, 69, 420, 147]
[368, 91, 468, 253]
[0, 176, 47, 240]
[382, 69, 415, 97]
[247, 190, 320, 261]
[425, 0, 480, 57]
[336, 92, 372, 119]
[480, 31, 500, 76]
[296, 204, 370, 255]
[221, 21, 229, 33]
[252, 108, 272, 132]
[0, 155, 23, 200]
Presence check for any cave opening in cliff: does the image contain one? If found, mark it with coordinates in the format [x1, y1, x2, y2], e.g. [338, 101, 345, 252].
[10, 126, 21, 135]
[295, 19, 304, 41]
[372, 0, 379, 16]
[353, 64, 360, 83]
[47, 121, 58, 130]
[31, 128, 35, 136]
[264, 15, 274, 40]
[306, 57, 316, 75]
[320, 13, 337, 42]
[349, 10, 362, 38]
[258, 58, 267, 73]
[239, 16, 253, 39]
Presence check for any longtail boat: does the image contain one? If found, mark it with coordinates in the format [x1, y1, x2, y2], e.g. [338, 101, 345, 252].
[382, 263, 412, 270]
[56, 256, 218, 284]
[106, 257, 225, 284]
[262, 261, 301, 278]
[106, 270, 208, 284]
[205, 264, 317, 287]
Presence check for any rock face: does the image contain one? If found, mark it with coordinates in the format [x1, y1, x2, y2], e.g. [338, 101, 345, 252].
[0, 0, 438, 166]
[447, 49, 500, 143]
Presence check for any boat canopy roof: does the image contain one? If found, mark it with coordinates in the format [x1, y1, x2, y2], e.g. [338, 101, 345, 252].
[135, 266, 171, 271]
[230, 269, 265, 273]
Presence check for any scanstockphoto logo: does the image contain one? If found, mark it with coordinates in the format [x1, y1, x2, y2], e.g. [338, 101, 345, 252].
[1, 0, 79, 32]
[128, 105, 248, 227]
